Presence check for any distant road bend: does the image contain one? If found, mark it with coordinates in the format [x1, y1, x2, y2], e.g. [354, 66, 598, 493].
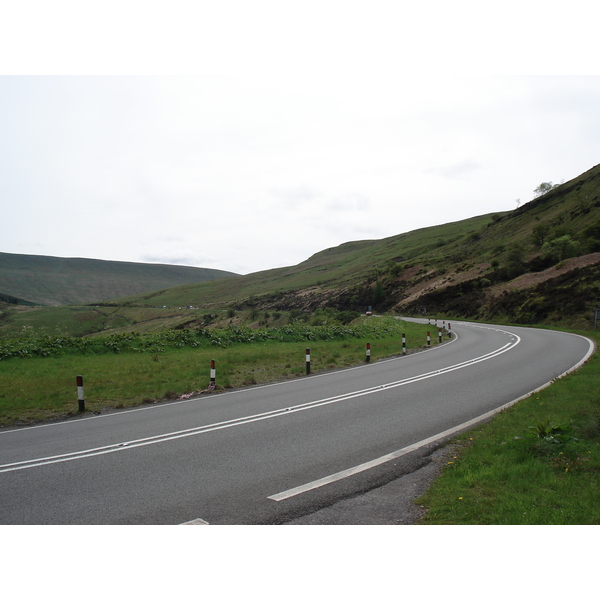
[0, 320, 594, 524]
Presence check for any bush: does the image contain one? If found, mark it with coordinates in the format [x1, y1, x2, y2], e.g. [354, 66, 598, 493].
[541, 235, 581, 263]
[0, 318, 406, 361]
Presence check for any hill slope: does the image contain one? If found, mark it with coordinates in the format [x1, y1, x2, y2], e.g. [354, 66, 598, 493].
[0, 253, 238, 306]
[111, 162, 600, 329]
[107, 212, 498, 308]
[2, 162, 599, 334]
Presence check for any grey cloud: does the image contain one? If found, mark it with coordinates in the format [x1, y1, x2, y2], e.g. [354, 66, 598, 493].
[426, 160, 480, 179]
[140, 255, 214, 267]
[268, 185, 320, 206]
[326, 193, 371, 211]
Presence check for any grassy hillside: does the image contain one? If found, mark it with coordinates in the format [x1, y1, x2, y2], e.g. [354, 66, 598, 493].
[393, 163, 600, 327]
[104, 162, 600, 329]
[102, 212, 499, 309]
[1, 162, 599, 336]
[0, 252, 238, 306]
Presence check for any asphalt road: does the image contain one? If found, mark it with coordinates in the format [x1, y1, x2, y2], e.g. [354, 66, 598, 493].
[0, 320, 594, 524]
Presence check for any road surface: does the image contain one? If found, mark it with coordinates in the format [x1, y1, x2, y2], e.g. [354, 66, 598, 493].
[0, 320, 593, 524]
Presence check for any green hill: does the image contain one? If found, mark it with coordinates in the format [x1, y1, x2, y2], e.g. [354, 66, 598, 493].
[112, 162, 600, 329]
[0, 253, 238, 306]
[1, 162, 599, 336]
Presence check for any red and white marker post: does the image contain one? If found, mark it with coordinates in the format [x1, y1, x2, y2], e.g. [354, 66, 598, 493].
[366, 343, 371, 363]
[306, 348, 311, 375]
[208, 360, 216, 390]
[76, 375, 85, 413]
[402, 333, 406, 355]
[427, 332, 431, 347]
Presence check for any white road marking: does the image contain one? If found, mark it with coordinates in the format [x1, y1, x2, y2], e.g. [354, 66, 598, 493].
[269, 332, 596, 502]
[0, 335, 520, 474]
[180, 518, 209, 525]
[0, 340, 520, 473]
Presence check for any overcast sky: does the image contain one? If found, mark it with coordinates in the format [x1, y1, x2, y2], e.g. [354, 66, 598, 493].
[1, 1, 599, 275]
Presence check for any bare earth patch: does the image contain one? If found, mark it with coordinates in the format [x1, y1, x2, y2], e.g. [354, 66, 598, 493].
[491, 252, 600, 295]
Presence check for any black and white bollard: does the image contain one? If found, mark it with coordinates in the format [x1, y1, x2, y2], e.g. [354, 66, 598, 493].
[427, 332, 431, 347]
[306, 348, 311, 375]
[438, 328, 442, 344]
[448, 323, 452, 338]
[402, 333, 406, 355]
[366, 343, 371, 363]
[76, 375, 85, 413]
[208, 360, 216, 390]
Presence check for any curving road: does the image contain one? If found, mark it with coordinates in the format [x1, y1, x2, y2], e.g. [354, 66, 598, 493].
[0, 320, 594, 524]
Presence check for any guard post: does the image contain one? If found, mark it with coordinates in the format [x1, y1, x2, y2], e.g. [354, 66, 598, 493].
[76, 375, 85, 413]
[209, 360, 216, 390]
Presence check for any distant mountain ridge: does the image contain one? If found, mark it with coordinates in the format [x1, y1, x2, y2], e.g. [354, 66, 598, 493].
[0, 253, 238, 306]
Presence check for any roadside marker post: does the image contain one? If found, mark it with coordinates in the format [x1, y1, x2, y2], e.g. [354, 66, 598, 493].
[209, 360, 216, 390]
[76, 375, 85, 413]
[448, 323, 452, 338]
[438, 328, 442, 344]
[366, 343, 371, 363]
[427, 332, 431, 347]
[306, 348, 311, 375]
[402, 333, 406, 355]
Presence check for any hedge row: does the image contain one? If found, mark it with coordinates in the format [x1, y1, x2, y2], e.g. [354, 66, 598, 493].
[0, 319, 404, 360]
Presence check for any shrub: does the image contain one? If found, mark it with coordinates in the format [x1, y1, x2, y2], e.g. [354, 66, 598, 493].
[541, 235, 581, 263]
[0, 318, 408, 361]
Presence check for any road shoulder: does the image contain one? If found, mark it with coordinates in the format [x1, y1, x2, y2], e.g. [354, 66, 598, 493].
[284, 443, 456, 525]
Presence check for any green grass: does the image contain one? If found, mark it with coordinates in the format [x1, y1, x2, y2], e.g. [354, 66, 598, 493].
[0, 318, 434, 426]
[416, 329, 600, 525]
[0, 305, 210, 338]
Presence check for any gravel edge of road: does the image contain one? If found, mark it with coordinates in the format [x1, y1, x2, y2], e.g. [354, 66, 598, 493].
[283, 442, 457, 525]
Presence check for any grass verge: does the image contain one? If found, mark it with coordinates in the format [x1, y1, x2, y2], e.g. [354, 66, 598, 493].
[0, 318, 435, 427]
[415, 329, 600, 525]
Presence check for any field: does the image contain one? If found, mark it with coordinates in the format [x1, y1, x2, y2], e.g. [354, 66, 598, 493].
[2, 317, 598, 525]
[0, 305, 209, 338]
[0, 317, 434, 426]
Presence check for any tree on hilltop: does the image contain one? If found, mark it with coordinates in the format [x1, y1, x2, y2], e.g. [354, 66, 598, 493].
[533, 182, 560, 198]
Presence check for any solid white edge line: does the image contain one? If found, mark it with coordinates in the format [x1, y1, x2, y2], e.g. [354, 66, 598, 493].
[268, 333, 596, 502]
[0, 324, 458, 436]
[179, 518, 209, 525]
[0, 335, 514, 473]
